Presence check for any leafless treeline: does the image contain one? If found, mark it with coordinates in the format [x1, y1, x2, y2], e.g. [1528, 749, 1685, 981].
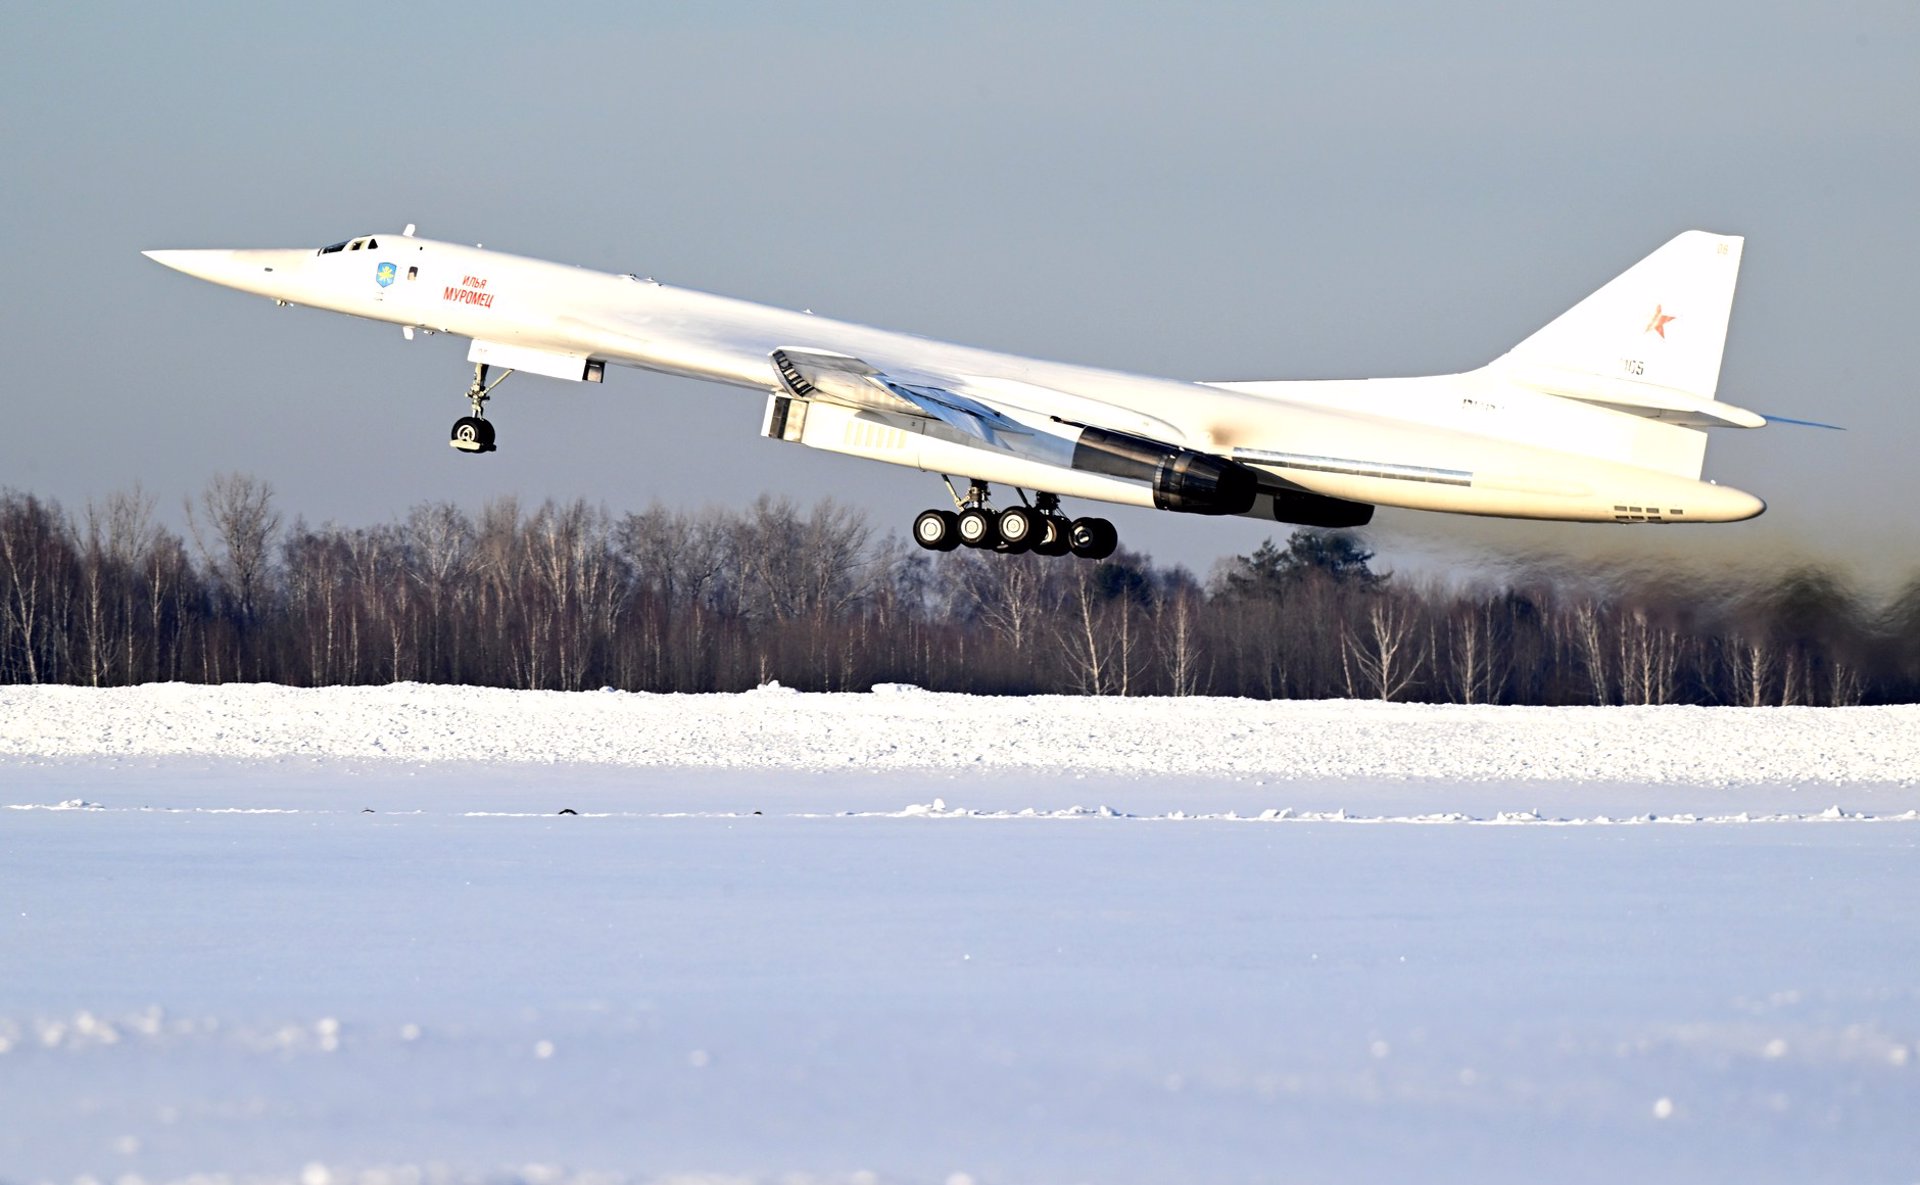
[4, 477, 1917, 702]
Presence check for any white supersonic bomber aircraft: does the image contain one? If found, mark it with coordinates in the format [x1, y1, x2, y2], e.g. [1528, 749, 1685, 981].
[144, 226, 1785, 560]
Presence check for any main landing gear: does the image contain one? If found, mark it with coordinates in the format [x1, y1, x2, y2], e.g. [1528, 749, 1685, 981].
[911, 481, 1117, 560]
[450, 362, 513, 454]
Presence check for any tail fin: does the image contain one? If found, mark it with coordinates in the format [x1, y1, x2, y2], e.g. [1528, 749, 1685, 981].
[1490, 230, 1761, 428]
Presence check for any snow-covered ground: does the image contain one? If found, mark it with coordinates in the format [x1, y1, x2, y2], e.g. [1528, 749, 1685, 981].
[3, 686, 1918, 1184]
[7, 682, 1920, 787]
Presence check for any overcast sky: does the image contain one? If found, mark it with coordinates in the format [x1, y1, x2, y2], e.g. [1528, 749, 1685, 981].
[4, 2, 1915, 587]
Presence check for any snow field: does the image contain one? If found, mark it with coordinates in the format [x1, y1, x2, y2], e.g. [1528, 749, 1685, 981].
[2, 687, 1918, 1184]
[3, 799, 1916, 1185]
[2, 683, 1918, 785]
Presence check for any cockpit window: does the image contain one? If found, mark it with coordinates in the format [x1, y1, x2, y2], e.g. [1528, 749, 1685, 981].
[365, 238, 377, 249]
[349, 239, 364, 251]
[318, 240, 349, 255]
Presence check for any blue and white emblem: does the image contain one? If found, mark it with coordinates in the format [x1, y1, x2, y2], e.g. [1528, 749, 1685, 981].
[375, 261, 397, 288]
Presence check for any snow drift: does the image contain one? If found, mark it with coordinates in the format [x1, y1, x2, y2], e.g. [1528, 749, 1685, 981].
[1, 682, 1916, 785]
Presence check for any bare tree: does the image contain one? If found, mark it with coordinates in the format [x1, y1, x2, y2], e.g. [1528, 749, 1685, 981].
[1341, 592, 1427, 701]
[950, 549, 1059, 656]
[144, 530, 193, 683]
[1157, 587, 1209, 696]
[1058, 563, 1114, 694]
[101, 488, 162, 684]
[1111, 588, 1148, 696]
[1615, 606, 1679, 705]
[283, 522, 347, 683]
[1566, 598, 1614, 705]
[1724, 632, 1777, 707]
[187, 474, 282, 679]
[620, 506, 728, 609]
[730, 496, 875, 626]
[1827, 659, 1864, 707]
[0, 493, 72, 683]
[1440, 592, 1505, 705]
[618, 504, 731, 689]
[77, 502, 113, 687]
[524, 499, 622, 689]
[406, 502, 475, 681]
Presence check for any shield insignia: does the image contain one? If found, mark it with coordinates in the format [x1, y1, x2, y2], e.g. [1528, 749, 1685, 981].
[376, 261, 397, 288]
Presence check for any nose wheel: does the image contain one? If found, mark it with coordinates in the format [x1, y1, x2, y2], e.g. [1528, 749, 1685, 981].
[450, 362, 512, 454]
[450, 416, 495, 452]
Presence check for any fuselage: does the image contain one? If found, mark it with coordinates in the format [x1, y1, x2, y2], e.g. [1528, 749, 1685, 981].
[143, 232, 1767, 525]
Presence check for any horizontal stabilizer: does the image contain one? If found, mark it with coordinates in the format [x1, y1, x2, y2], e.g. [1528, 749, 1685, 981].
[1491, 366, 1766, 428]
[1761, 412, 1845, 430]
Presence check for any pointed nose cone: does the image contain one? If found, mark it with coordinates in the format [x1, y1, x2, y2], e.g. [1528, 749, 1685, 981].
[143, 248, 240, 284]
[143, 247, 309, 297]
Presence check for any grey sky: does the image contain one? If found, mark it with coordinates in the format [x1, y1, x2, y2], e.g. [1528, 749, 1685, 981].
[4, 2, 1915, 586]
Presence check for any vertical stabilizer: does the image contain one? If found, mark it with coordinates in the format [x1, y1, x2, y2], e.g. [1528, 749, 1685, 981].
[1493, 230, 1743, 403]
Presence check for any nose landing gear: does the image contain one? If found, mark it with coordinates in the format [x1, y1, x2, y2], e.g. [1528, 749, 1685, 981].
[450, 416, 494, 452]
[450, 363, 512, 454]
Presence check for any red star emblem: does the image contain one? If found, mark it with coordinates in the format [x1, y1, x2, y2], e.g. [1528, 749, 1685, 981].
[1645, 304, 1677, 338]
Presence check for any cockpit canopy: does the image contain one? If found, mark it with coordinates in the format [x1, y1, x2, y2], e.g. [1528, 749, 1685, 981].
[317, 235, 380, 255]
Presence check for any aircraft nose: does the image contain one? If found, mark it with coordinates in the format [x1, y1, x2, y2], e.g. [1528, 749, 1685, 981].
[142, 248, 239, 283]
[143, 248, 305, 296]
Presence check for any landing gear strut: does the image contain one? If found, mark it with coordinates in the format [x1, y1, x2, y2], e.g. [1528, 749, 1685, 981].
[909, 482, 1116, 560]
[450, 363, 512, 454]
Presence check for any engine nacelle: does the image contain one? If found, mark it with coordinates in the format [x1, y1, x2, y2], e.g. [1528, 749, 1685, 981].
[1072, 427, 1260, 516]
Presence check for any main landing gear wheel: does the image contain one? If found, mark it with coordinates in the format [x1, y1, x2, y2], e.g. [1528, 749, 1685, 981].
[911, 483, 1117, 560]
[1031, 515, 1072, 557]
[956, 506, 998, 549]
[450, 416, 496, 453]
[912, 509, 961, 552]
[1068, 516, 1118, 560]
[996, 506, 1039, 554]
